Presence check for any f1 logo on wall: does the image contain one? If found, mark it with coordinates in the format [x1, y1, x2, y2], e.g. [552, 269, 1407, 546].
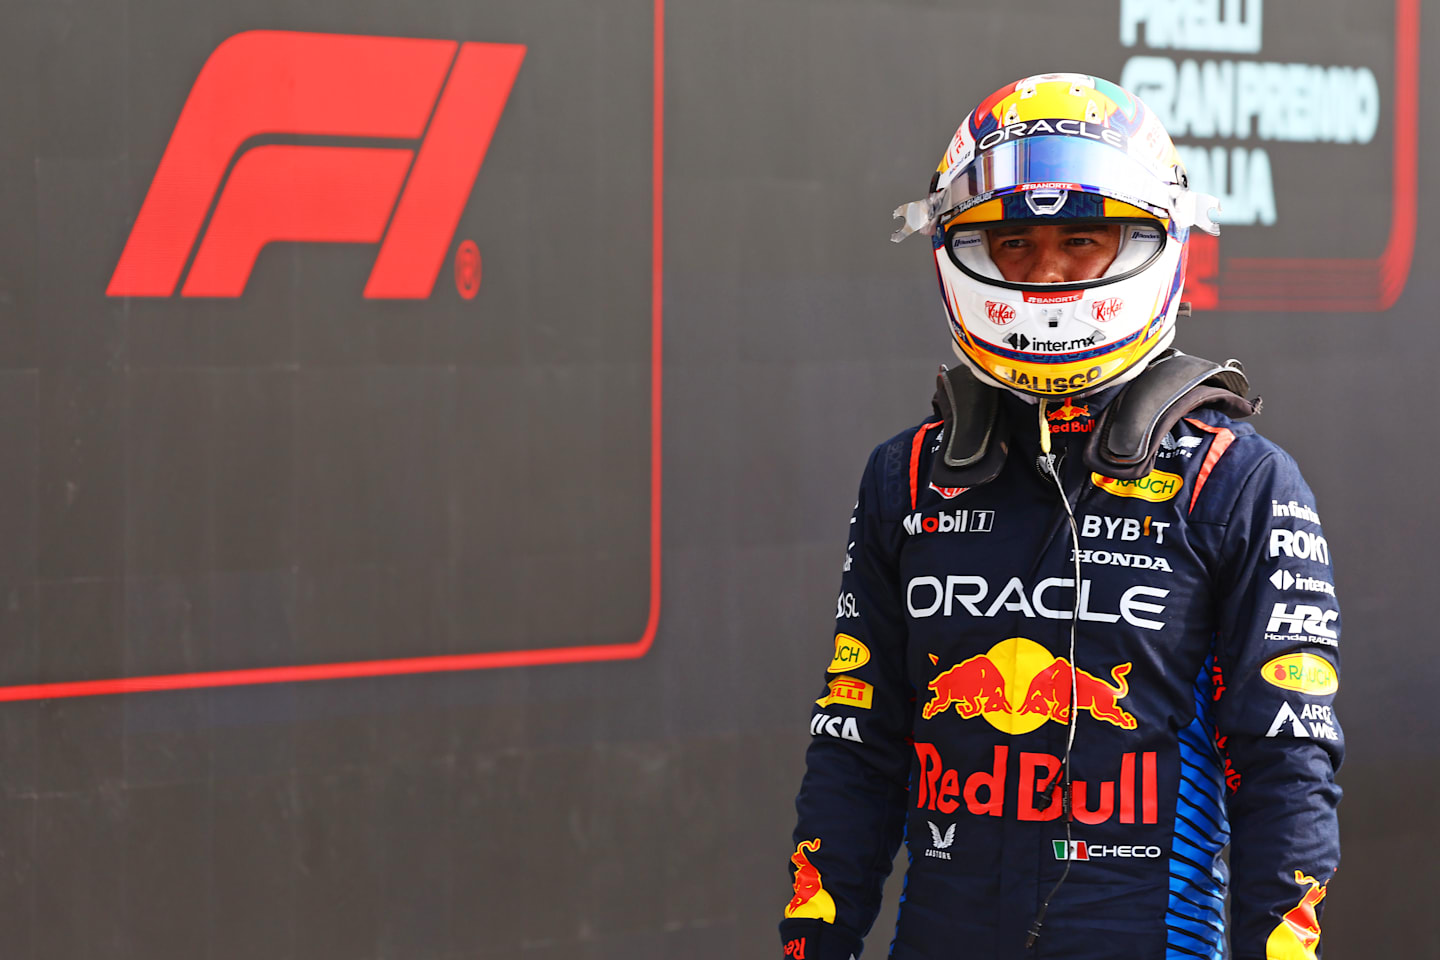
[3, 5, 666, 704]
[107, 31, 524, 299]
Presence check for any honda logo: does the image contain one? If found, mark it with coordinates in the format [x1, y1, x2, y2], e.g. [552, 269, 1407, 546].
[108, 30, 525, 298]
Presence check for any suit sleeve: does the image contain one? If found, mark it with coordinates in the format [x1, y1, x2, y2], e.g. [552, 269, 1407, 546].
[778, 439, 915, 960]
[1208, 449, 1343, 960]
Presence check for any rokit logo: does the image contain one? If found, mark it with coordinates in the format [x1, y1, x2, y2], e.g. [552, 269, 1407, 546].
[108, 31, 525, 298]
[1266, 602, 1337, 642]
[1269, 529, 1330, 564]
[1269, 569, 1335, 597]
[903, 510, 995, 535]
[906, 575, 1170, 631]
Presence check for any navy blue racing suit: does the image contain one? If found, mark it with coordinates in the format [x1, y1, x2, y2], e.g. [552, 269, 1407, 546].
[779, 390, 1342, 960]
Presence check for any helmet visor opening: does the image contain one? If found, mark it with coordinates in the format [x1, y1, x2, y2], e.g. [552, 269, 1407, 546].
[944, 218, 1168, 292]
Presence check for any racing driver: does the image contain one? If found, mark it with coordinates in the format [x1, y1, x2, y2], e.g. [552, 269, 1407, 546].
[780, 74, 1342, 960]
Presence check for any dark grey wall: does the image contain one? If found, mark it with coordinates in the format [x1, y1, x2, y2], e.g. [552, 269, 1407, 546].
[0, 0, 1431, 957]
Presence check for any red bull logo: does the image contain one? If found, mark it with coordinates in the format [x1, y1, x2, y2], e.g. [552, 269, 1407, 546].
[913, 742, 1158, 823]
[1046, 398, 1093, 433]
[1265, 870, 1327, 960]
[923, 638, 1137, 733]
[1047, 398, 1089, 422]
[784, 839, 836, 922]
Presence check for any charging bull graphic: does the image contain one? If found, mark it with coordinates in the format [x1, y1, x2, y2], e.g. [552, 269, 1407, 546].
[922, 638, 1139, 734]
[1020, 659, 1137, 730]
[784, 839, 836, 923]
[1047, 398, 1089, 422]
[923, 655, 1011, 719]
[1265, 871, 1328, 960]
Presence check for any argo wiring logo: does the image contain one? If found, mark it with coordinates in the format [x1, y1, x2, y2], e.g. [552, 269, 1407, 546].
[107, 31, 526, 299]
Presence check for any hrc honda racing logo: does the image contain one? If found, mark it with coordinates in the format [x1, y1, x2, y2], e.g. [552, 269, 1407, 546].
[108, 31, 525, 298]
[905, 575, 1170, 630]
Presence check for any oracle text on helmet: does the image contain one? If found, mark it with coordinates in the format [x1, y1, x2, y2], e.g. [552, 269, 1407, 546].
[976, 120, 1126, 154]
[905, 575, 1170, 630]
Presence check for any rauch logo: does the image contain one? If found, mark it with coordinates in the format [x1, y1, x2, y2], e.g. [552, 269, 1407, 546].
[108, 30, 525, 299]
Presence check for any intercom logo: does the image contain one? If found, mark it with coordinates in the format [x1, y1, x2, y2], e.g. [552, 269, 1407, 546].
[106, 31, 525, 298]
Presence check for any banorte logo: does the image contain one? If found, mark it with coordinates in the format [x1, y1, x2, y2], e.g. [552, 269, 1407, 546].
[922, 638, 1138, 732]
[784, 839, 836, 923]
[108, 31, 526, 298]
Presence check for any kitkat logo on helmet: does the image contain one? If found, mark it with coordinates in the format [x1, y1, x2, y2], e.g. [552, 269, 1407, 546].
[1092, 297, 1125, 322]
[985, 301, 1017, 324]
[108, 31, 526, 299]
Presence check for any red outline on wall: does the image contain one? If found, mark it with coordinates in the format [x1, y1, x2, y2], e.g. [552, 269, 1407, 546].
[1215, 0, 1418, 312]
[0, 3, 665, 703]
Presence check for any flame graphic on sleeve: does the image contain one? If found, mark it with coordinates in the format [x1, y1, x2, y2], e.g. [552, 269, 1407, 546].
[1265, 870, 1328, 960]
[784, 839, 837, 922]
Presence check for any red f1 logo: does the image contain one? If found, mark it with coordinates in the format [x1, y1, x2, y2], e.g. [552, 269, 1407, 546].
[107, 30, 525, 298]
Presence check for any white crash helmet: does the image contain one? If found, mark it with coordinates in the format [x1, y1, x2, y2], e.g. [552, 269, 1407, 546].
[893, 73, 1220, 398]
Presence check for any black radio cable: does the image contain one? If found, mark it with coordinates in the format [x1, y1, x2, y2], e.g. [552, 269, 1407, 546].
[1025, 398, 1084, 950]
